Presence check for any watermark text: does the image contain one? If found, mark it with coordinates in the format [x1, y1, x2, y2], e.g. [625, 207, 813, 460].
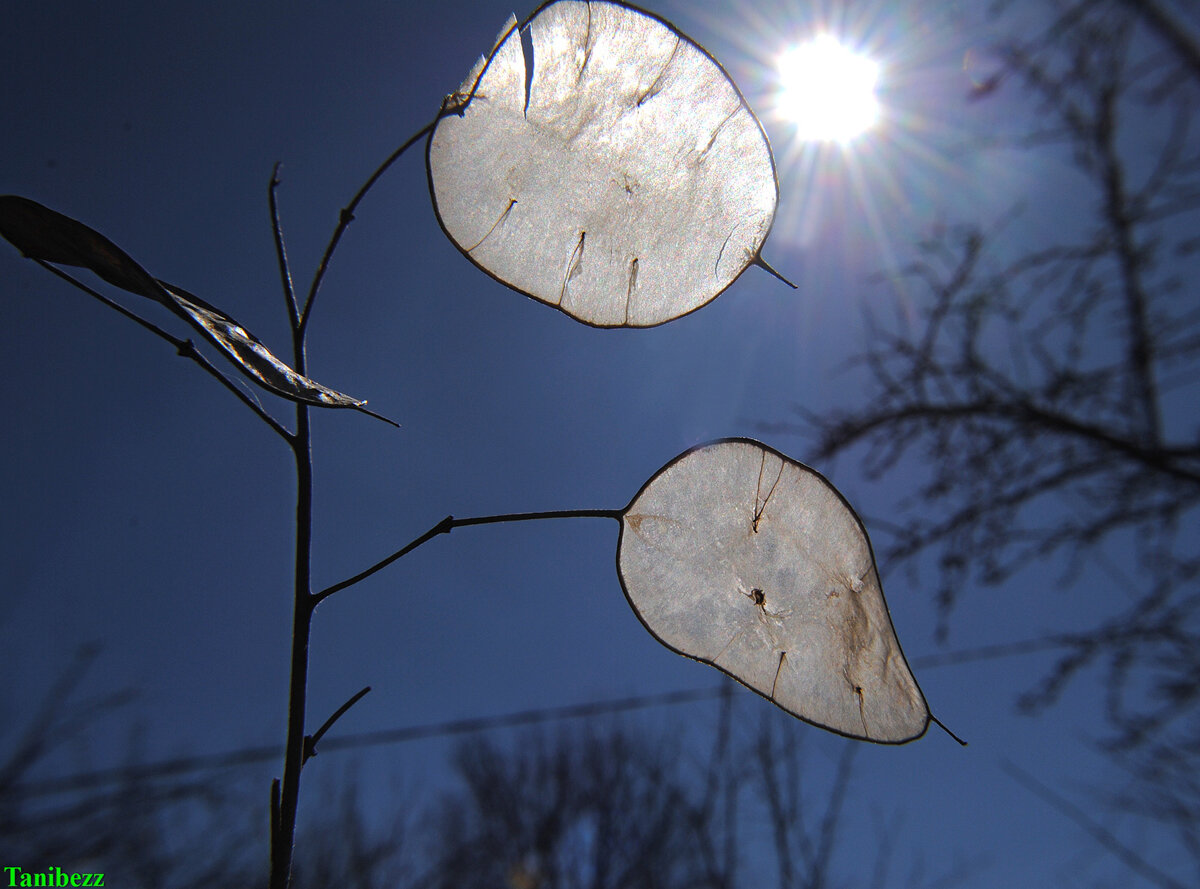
[4, 867, 104, 887]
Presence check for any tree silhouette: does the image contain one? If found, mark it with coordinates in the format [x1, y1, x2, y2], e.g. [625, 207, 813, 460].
[771, 0, 1199, 878]
[0, 649, 265, 888]
[7, 669, 962, 888]
[417, 701, 963, 889]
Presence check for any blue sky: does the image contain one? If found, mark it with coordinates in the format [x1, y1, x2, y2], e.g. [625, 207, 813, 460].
[2, 1, 1187, 885]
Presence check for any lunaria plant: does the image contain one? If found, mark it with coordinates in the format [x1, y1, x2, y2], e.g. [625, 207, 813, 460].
[2, 2, 960, 886]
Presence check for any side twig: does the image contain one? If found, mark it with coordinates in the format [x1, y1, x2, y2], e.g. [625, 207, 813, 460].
[35, 261, 292, 439]
[269, 163, 300, 327]
[300, 119, 437, 334]
[304, 686, 372, 764]
[313, 509, 624, 605]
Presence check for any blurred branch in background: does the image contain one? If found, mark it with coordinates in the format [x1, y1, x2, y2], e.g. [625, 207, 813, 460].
[767, 0, 1200, 881]
[775, 0, 1200, 742]
[4, 661, 964, 888]
[0, 647, 261, 887]
[415, 689, 970, 889]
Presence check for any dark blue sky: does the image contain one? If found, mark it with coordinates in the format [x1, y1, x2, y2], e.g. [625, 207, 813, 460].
[2, 1, 1183, 885]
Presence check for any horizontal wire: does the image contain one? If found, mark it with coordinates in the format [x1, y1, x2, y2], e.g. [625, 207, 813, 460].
[12, 634, 1066, 798]
[12, 686, 726, 798]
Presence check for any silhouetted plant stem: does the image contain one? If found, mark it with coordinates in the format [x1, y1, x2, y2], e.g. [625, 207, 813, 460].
[450, 508, 625, 528]
[305, 686, 372, 764]
[313, 509, 623, 604]
[269, 172, 314, 888]
[265, 108, 624, 882]
[300, 118, 436, 335]
[34, 261, 292, 438]
[271, 397, 315, 889]
[35, 260, 173, 339]
[269, 163, 300, 328]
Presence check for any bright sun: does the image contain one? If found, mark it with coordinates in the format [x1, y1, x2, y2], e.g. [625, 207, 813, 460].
[777, 35, 880, 143]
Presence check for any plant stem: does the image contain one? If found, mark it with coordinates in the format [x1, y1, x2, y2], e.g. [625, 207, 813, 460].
[270, 407, 314, 889]
[269, 163, 301, 328]
[300, 118, 436, 335]
[313, 509, 623, 604]
[270, 275, 317, 889]
[35, 261, 292, 438]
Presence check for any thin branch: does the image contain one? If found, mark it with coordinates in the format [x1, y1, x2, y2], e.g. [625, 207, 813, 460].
[1116, 0, 1200, 82]
[14, 687, 726, 797]
[271, 239, 318, 889]
[1095, 74, 1163, 443]
[35, 260, 174, 340]
[312, 509, 623, 604]
[35, 261, 293, 440]
[269, 163, 300, 328]
[269, 173, 400, 431]
[300, 118, 437, 334]
[1003, 760, 1190, 889]
[449, 507, 625, 528]
[0, 645, 125, 791]
[811, 743, 857, 889]
[814, 399, 1200, 485]
[911, 634, 1084, 668]
[304, 686, 371, 764]
[756, 721, 799, 887]
[313, 516, 452, 605]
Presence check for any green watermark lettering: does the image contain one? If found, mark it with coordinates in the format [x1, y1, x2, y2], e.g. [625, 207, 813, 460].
[3, 868, 104, 887]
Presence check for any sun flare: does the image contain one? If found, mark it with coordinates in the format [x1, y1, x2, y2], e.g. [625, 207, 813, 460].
[776, 35, 880, 143]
